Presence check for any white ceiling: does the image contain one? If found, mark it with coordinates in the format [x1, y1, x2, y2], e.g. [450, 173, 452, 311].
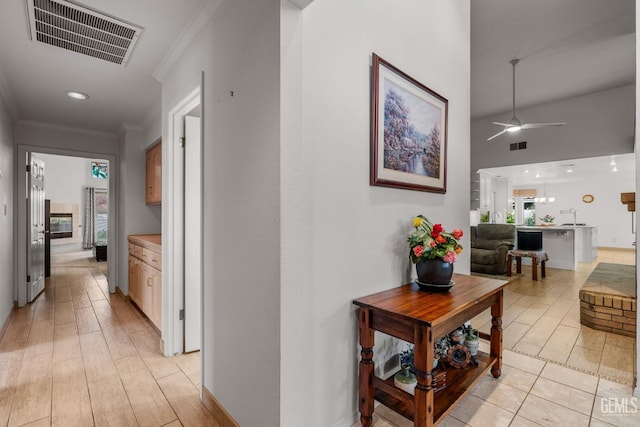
[0, 0, 208, 133]
[0, 1, 635, 134]
[471, 0, 635, 120]
[479, 153, 635, 185]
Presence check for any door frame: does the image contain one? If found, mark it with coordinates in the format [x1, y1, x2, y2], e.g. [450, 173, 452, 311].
[15, 144, 118, 307]
[162, 84, 203, 360]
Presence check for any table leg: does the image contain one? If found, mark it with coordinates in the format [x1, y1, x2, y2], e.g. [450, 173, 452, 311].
[532, 258, 538, 281]
[506, 254, 512, 276]
[516, 257, 522, 274]
[358, 308, 375, 427]
[413, 324, 434, 427]
[490, 290, 503, 378]
[541, 260, 546, 278]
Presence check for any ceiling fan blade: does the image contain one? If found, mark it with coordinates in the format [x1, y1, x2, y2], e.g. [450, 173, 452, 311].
[486, 129, 507, 141]
[521, 122, 566, 129]
[491, 122, 511, 127]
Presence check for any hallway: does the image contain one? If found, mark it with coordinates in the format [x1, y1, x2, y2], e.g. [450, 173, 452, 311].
[0, 263, 218, 426]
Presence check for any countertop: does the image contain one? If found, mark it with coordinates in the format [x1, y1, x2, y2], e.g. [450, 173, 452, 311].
[516, 225, 596, 230]
[128, 234, 161, 251]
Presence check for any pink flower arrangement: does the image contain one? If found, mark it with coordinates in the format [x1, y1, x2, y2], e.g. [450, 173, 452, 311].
[408, 215, 464, 264]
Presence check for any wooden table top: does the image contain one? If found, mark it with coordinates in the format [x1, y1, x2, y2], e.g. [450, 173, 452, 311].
[353, 274, 507, 327]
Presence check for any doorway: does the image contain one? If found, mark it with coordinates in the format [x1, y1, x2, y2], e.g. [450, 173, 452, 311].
[163, 84, 204, 363]
[16, 146, 117, 307]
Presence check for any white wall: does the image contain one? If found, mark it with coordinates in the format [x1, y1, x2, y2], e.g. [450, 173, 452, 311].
[161, 1, 281, 426]
[515, 168, 636, 248]
[0, 97, 14, 329]
[471, 85, 635, 171]
[117, 125, 161, 294]
[281, 1, 471, 425]
[37, 153, 109, 253]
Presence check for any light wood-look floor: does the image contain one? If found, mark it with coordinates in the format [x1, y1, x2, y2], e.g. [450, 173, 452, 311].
[0, 262, 220, 427]
[472, 247, 637, 384]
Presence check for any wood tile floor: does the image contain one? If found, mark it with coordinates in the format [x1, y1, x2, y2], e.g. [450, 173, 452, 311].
[472, 247, 636, 385]
[0, 262, 220, 427]
[363, 346, 640, 427]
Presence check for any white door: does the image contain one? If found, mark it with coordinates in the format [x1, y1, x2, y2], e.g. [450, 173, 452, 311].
[184, 115, 202, 352]
[27, 154, 46, 302]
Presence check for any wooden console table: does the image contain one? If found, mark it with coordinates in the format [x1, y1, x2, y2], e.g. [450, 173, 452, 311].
[353, 274, 507, 426]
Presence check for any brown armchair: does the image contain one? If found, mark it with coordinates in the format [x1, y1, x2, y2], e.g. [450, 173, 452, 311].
[470, 224, 516, 275]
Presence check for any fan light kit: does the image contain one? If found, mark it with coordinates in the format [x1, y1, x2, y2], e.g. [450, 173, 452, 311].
[487, 59, 566, 141]
[66, 91, 89, 100]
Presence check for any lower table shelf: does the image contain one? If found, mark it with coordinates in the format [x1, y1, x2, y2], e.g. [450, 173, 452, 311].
[374, 351, 496, 423]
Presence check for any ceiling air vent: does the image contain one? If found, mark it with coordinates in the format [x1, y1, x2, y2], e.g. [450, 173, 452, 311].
[25, 0, 143, 66]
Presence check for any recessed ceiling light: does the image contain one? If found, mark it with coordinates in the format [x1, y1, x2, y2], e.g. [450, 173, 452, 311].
[567, 169, 573, 173]
[612, 166, 619, 172]
[66, 91, 89, 100]
[524, 170, 529, 174]
[609, 159, 616, 166]
[535, 173, 540, 178]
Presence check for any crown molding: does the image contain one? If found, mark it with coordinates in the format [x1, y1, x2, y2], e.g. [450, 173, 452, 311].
[153, 0, 227, 83]
[289, 0, 315, 9]
[17, 119, 118, 139]
[0, 67, 19, 120]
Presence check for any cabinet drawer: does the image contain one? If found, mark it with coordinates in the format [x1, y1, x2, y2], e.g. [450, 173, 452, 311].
[132, 243, 143, 258]
[142, 247, 152, 264]
[149, 250, 162, 271]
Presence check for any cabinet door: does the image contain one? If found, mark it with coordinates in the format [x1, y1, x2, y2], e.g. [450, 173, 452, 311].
[145, 142, 162, 205]
[128, 255, 140, 304]
[150, 267, 162, 329]
[140, 264, 154, 315]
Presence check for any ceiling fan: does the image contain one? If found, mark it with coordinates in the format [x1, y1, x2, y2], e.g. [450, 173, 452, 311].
[487, 59, 566, 141]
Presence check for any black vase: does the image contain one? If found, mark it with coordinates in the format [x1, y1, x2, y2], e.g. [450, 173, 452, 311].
[416, 259, 454, 285]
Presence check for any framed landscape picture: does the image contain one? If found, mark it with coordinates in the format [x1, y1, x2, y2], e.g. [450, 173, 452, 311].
[370, 53, 448, 193]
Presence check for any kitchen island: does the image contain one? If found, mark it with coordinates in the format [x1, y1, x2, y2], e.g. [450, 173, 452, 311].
[516, 225, 597, 270]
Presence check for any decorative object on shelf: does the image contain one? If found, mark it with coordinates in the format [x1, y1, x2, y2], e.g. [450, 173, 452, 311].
[582, 194, 594, 204]
[449, 328, 465, 346]
[400, 344, 415, 370]
[539, 214, 555, 225]
[408, 215, 463, 289]
[447, 344, 471, 368]
[464, 326, 480, 356]
[370, 53, 448, 193]
[479, 210, 490, 223]
[434, 336, 451, 363]
[393, 364, 417, 395]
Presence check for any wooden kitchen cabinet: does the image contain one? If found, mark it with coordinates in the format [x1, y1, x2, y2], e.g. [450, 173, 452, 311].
[128, 234, 162, 330]
[145, 140, 162, 205]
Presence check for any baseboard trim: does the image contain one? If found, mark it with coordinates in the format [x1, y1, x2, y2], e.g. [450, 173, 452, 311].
[0, 303, 16, 341]
[202, 386, 239, 427]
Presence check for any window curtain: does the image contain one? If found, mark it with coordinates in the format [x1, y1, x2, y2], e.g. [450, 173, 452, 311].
[83, 187, 95, 249]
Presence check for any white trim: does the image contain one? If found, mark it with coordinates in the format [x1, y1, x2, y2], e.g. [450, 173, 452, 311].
[152, 0, 227, 82]
[15, 144, 119, 307]
[16, 119, 117, 139]
[163, 86, 201, 357]
[289, 0, 315, 9]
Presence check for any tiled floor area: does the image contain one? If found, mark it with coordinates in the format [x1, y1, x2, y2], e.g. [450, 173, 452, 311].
[367, 345, 640, 426]
[0, 259, 219, 426]
[472, 248, 636, 384]
[358, 248, 639, 426]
